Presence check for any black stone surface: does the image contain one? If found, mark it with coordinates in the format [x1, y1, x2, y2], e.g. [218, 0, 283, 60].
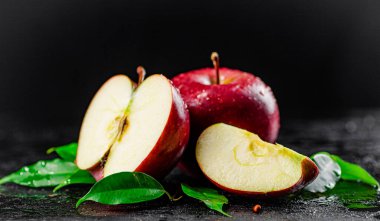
[1, 110, 380, 220]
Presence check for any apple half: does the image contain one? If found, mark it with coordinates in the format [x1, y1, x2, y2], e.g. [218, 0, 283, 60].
[76, 74, 190, 180]
[196, 123, 318, 197]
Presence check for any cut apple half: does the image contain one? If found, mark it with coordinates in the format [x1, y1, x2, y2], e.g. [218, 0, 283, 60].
[77, 75, 134, 170]
[104, 74, 184, 176]
[76, 71, 190, 180]
[196, 123, 318, 197]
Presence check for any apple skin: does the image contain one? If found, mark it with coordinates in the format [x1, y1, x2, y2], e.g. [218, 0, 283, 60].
[133, 83, 190, 178]
[173, 67, 279, 142]
[172, 67, 280, 175]
[89, 167, 103, 181]
[203, 157, 319, 197]
[88, 81, 190, 181]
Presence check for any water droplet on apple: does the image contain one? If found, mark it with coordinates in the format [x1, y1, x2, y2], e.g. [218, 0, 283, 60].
[248, 83, 276, 114]
[196, 91, 208, 100]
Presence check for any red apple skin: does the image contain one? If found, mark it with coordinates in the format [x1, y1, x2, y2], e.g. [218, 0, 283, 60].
[172, 67, 280, 175]
[202, 158, 319, 197]
[134, 82, 190, 178]
[89, 166, 104, 181]
[88, 81, 190, 181]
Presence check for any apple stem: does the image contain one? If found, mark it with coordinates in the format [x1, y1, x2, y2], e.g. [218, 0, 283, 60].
[211, 52, 220, 84]
[136, 66, 146, 85]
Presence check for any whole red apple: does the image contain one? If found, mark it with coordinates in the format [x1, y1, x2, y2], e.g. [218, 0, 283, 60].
[172, 53, 280, 175]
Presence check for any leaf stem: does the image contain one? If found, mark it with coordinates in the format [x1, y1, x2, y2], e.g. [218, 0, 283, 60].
[0, 175, 11, 185]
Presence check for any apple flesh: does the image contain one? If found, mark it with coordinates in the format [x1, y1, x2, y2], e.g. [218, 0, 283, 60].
[76, 74, 190, 180]
[172, 67, 280, 175]
[196, 123, 318, 197]
[76, 75, 134, 170]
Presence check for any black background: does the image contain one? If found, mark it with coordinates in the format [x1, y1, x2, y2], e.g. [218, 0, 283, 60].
[0, 0, 379, 128]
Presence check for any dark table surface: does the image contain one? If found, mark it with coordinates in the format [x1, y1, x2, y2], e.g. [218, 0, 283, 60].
[1, 109, 380, 220]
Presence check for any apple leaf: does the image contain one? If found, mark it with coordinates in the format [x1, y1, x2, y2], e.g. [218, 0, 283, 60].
[47, 142, 78, 162]
[53, 170, 96, 192]
[326, 181, 379, 209]
[0, 158, 79, 187]
[76, 172, 168, 208]
[305, 153, 341, 193]
[301, 181, 379, 209]
[181, 183, 231, 217]
[329, 154, 379, 188]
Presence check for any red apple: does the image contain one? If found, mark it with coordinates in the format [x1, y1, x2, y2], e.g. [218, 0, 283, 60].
[76, 67, 190, 180]
[172, 53, 280, 174]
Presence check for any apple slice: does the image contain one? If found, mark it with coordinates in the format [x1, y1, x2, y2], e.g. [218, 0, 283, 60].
[76, 71, 190, 180]
[196, 123, 318, 197]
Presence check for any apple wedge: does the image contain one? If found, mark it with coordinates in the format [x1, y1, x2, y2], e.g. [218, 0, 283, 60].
[76, 72, 190, 180]
[196, 123, 318, 197]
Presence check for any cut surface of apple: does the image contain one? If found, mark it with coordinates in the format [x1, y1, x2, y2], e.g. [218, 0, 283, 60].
[104, 75, 181, 176]
[77, 75, 134, 169]
[196, 123, 318, 197]
[76, 73, 190, 179]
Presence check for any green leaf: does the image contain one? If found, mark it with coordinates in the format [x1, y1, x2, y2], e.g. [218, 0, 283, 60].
[76, 172, 167, 208]
[329, 154, 379, 188]
[53, 170, 96, 192]
[47, 142, 78, 161]
[0, 159, 79, 187]
[327, 181, 379, 209]
[310, 152, 379, 189]
[301, 181, 379, 209]
[181, 183, 231, 217]
[305, 153, 341, 193]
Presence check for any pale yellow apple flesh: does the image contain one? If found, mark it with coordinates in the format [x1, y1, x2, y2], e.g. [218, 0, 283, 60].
[103, 75, 172, 176]
[76, 75, 134, 169]
[196, 123, 318, 196]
